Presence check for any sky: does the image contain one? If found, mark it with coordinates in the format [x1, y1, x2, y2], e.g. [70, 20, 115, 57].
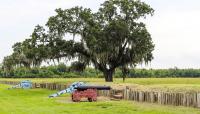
[0, 0, 200, 69]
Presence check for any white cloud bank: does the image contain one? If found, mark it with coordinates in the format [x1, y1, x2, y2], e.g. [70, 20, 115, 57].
[0, 0, 200, 68]
[143, 0, 200, 68]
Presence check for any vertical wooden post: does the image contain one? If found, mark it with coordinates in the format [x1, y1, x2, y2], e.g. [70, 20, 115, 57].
[158, 92, 162, 104]
[197, 93, 200, 108]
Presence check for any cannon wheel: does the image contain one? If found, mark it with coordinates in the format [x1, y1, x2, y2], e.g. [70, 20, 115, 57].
[72, 95, 81, 102]
[71, 95, 75, 101]
[88, 98, 93, 102]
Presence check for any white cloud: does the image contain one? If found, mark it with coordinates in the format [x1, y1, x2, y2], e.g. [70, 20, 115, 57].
[1, 0, 200, 68]
[141, 1, 200, 68]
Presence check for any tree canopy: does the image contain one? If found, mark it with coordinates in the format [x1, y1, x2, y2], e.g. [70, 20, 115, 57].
[2, 0, 154, 82]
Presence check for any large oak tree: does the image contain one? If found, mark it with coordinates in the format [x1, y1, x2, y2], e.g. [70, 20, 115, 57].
[45, 0, 154, 82]
[3, 0, 154, 82]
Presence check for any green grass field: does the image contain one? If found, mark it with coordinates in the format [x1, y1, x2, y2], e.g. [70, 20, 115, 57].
[1, 78, 200, 85]
[1, 84, 200, 114]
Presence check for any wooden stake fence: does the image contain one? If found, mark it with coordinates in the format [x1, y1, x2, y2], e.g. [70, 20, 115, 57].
[96, 87, 200, 108]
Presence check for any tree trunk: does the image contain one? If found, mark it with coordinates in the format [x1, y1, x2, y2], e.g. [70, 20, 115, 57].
[104, 69, 114, 82]
[122, 74, 126, 82]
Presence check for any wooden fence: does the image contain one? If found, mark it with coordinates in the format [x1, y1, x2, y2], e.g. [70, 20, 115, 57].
[122, 87, 200, 108]
[1, 80, 200, 108]
[0, 80, 70, 91]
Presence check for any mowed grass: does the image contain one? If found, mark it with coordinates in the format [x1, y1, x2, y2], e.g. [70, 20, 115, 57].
[1, 78, 200, 85]
[0, 84, 200, 114]
[2, 78, 200, 92]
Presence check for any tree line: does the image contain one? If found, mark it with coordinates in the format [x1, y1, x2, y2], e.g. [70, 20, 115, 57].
[1, 64, 200, 78]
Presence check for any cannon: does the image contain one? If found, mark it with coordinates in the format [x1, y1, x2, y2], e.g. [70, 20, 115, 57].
[49, 82, 85, 98]
[8, 80, 32, 89]
[72, 86, 111, 102]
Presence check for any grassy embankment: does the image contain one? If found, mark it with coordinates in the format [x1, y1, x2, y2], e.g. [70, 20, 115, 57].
[0, 84, 200, 114]
[1, 78, 200, 92]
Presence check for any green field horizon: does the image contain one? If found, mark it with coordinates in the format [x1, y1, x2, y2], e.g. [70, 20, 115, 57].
[2, 78, 200, 92]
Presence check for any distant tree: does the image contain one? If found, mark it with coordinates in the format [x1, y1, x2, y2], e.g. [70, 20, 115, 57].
[69, 61, 86, 73]
[57, 63, 67, 73]
[120, 66, 130, 82]
[2, 55, 16, 77]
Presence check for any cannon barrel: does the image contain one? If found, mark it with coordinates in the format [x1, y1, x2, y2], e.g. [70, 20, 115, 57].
[74, 86, 111, 91]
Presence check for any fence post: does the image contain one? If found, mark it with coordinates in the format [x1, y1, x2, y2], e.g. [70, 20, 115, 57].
[196, 93, 200, 108]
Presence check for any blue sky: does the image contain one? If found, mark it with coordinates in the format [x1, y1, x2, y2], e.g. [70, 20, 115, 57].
[0, 0, 200, 68]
